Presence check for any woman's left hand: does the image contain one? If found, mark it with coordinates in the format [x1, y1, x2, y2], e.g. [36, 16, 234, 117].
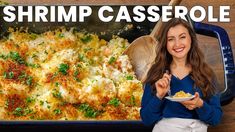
[181, 92, 204, 110]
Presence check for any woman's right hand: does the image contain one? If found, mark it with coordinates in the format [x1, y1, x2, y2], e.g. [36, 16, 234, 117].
[155, 73, 171, 99]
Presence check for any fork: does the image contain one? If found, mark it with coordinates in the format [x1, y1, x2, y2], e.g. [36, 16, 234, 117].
[168, 87, 172, 97]
[166, 70, 172, 97]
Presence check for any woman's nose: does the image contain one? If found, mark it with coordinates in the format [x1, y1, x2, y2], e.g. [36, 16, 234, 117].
[174, 38, 180, 46]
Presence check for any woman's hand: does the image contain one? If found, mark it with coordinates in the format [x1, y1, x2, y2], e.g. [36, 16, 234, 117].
[181, 92, 204, 110]
[155, 73, 171, 99]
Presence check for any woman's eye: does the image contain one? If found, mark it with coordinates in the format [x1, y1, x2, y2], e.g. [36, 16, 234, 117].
[180, 36, 186, 39]
[168, 38, 173, 41]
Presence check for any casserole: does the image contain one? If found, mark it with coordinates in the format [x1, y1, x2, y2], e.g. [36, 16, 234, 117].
[0, 5, 234, 131]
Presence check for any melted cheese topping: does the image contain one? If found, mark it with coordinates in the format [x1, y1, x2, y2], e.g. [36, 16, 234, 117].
[0, 29, 143, 120]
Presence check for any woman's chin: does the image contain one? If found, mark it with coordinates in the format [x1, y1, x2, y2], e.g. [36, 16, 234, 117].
[172, 53, 188, 60]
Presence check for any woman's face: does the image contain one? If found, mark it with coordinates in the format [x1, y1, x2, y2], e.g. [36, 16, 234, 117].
[166, 24, 191, 61]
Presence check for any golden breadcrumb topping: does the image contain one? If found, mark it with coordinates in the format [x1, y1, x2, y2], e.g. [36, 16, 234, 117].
[0, 28, 143, 120]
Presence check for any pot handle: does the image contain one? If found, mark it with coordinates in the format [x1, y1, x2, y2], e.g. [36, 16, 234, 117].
[194, 22, 235, 105]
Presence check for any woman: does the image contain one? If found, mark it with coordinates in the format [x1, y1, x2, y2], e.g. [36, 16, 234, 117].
[140, 18, 223, 132]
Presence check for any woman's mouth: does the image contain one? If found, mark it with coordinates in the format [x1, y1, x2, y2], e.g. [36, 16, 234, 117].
[173, 47, 184, 53]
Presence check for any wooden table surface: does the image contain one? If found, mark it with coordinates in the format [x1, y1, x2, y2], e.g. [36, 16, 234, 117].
[2, 0, 235, 132]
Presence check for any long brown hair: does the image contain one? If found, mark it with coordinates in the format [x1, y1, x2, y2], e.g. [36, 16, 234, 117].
[145, 18, 216, 98]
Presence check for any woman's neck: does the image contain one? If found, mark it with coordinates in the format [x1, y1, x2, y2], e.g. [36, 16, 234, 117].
[170, 58, 191, 79]
[171, 58, 187, 68]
